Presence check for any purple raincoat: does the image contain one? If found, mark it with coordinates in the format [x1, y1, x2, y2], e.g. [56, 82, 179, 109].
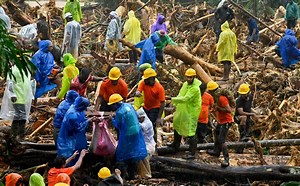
[150, 13, 167, 34]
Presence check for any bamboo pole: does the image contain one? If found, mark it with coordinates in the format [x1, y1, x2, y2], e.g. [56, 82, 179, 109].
[29, 117, 53, 138]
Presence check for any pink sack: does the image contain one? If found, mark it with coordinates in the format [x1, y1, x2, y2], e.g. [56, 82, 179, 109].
[90, 118, 117, 157]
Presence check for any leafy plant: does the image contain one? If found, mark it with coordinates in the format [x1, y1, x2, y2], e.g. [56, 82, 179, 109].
[0, 19, 35, 80]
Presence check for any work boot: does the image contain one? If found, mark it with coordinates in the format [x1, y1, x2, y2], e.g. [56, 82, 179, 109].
[221, 145, 230, 167]
[167, 130, 181, 151]
[221, 158, 230, 167]
[207, 149, 220, 157]
[188, 136, 197, 155]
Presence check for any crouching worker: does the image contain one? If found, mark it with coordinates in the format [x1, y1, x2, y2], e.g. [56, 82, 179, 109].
[109, 94, 147, 180]
[98, 167, 123, 186]
[5, 173, 23, 186]
[137, 108, 156, 178]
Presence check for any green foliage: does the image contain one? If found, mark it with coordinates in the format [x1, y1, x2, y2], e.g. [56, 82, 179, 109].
[0, 19, 35, 79]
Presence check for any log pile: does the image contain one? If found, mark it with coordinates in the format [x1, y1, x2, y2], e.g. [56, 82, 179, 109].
[1, 0, 300, 185]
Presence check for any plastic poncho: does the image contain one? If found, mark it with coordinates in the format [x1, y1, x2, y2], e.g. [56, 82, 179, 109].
[216, 21, 237, 63]
[150, 13, 167, 34]
[62, 20, 82, 59]
[57, 97, 90, 161]
[31, 40, 57, 98]
[0, 66, 34, 121]
[112, 103, 147, 162]
[5, 173, 22, 186]
[63, 0, 82, 23]
[276, 29, 300, 67]
[19, 23, 38, 40]
[285, 1, 299, 21]
[137, 108, 156, 155]
[104, 11, 123, 52]
[0, 7, 11, 30]
[29, 173, 45, 186]
[171, 78, 202, 137]
[57, 54, 79, 98]
[123, 11, 141, 44]
[154, 31, 177, 50]
[54, 90, 79, 129]
[135, 33, 160, 70]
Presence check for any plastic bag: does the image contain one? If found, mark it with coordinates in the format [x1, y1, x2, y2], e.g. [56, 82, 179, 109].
[90, 118, 117, 157]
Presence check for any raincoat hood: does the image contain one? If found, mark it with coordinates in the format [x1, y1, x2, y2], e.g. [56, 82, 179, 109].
[63, 53, 77, 67]
[5, 173, 22, 186]
[74, 96, 90, 111]
[39, 40, 52, 52]
[0, 7, 6, 15]
[285, 29, 295, 36]
[128, 10, 135, 18]
[29, 173, 45, 186]
[157, 13, 165, 24]
[66, 90, 79, 103]
[110, 11, 119, 19]
[221, 21, 230, 31]
[151, 33, 160, 44]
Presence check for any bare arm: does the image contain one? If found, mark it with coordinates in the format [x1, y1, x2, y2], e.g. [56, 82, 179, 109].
[94, 95, 104, 111]
[216, 104, 231, 113]
[238, 107, 255, 116]
[71, 149, 87, 171]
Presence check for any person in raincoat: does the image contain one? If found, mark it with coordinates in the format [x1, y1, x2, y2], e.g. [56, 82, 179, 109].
[0, 6, 11, 30]
[0, 65, 33, 140]
[105, 11, 123, 64]
[169, 68, 201, 159]
[216, 21, 237, 81]
[31, 40, 57, 98]
[53, 90, 79, 145]
[136, 108, 156, 179]
[154, 30, 177, 63]
[29, 173, 45, 186]
[57, 53, 79, 99]
[150, 13, 167, 34]
[285, 0, 299, 29]
[62, 13, 82, 59]
[135, 33, 160, 70]
[214, 2, 234, 42]
[5, 173, 23, 186]
[276, 29, 300, 68]
[108, 94, 147, 180]
[19, 23, 38, 41]
[57, 97, 96, 165]
[63, 0, 82, 23]
[123, 10, 141, 63]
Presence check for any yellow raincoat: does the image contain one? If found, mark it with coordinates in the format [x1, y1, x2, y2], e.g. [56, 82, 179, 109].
[57, 53, 79, 98]
[216, 21, 237, 63]
[171, 78, 202, 137]
[123, 11, 141, 44]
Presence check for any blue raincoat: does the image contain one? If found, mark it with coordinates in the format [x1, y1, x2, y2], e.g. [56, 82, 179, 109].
[54, 90, 79, 129]
[31, 40, 56, 98]
[135, 33, 160, 70]
[57, 97, 90, 163]
[112, 103, 147, 162]
[276, 29, 300, 67]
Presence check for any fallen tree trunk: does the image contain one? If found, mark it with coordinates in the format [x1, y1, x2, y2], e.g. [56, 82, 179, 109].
[6, 1, 34, 26]
[152, 156, 300, 182]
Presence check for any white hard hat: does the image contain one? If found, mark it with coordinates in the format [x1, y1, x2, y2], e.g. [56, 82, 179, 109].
[64, 12, 72, 19]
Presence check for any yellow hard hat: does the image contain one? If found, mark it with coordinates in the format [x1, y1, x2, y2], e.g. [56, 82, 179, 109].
[185, 68, 196, 76]
[98, 167, 111, 179]
[238, 83, 250, 94]
[207, 81, 219, 90]
[107, 94, 123, 105]
[54, 183, 69, 186]
[143, 68, 157, 79]
[108, 67, 122, 80]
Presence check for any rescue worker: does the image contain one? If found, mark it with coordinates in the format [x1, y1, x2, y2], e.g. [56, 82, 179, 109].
[37, 15, 50, 40]
[135, 68, 165, 141]
[123, 10, 141, 63]
[31, 40, 57, 98]
[63, 0, 82, 23]
[95, 67, 128, 112]
[55, 173, 71, 185]
[169, 68, 202, 159]
[0, 7, 11, 30]
[62, 13, 82, 59]
[285, 0, 299, 29]
[276, 29, 300, 68]
[216, 21, 237, 81]
[57, 53, 79, 99]
[135, 33, 160, 70]
[197, 83, 214, 143]
[109, 94, 147, 180]
[214, 1, 234, 42]
[245, 16, 259, 44]
[105, 11, 123, 64]
[29, 173, 45, 186]
[0, 65, 33, 140]
[53, 90, 79, 145]
[98, 167, 123, 186]
[150, 13, 167, 34]
[207, 81, 234, 167]
[154, 30, 177, 63]
[5, 173, 23, 186]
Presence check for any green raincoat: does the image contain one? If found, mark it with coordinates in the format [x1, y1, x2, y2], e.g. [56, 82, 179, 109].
[285, 1, 299, 21]
[172, 78, 202, 137]
[216, 21, 237, 63]
[63, 0, 82, 23]
[58, 53, 79, 98]
[154, 31, 177, 50]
